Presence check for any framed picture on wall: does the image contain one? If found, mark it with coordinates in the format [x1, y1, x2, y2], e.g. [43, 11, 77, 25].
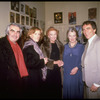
[11, 2, 19, 12]
[26, 16, 29, 25]
[20, 2, 25, 14]
[10, 12, 15, 23]
[75, 25, 82, 37]
[33, 7, 37, 18]
[16, 13, 20, 23]
[54, 12, 63, 24]
[68, 12, 76, 25]
[75, 25, 87, 44]
[25, 5, 30, 15]
[30, 8, 33, 18]
[30, 18, 33, 26]
[21, 15, 25, 25]
[88, 8, 97, 21]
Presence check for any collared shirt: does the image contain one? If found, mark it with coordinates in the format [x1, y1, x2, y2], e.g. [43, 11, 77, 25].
[88, 34, 96, 47]
[88, 34, 100, 87]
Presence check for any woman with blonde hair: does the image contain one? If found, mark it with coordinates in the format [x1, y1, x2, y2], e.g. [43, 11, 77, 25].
[40, 27, 64, 99]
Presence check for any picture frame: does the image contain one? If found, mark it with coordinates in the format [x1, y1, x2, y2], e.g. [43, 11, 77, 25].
[88, 8, 97, 21]
[26, 16, 29, 25]
[25, 5, 30, 15]
[16, 13, 20, 23]
[21, 15, 25, 25]
[75, 25, 82, 37]
[30, 18, 33, 26]
[33, 7, 37, 18]
[20, 2, 25, 14]
[68, 12, 76, 25]
[11, 2, 19, 12]
[54, 12, 63, 24]
[75, 25, 87, 44]
[10, 12, 15, 23]
[30, 8, 33, 18]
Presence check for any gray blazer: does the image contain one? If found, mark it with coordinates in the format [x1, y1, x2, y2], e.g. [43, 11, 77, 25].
[81, 34, 100, 87]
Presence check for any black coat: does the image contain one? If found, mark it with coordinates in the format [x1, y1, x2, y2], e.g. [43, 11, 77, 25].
[22, 45, 45, 98]
[40, 37, 64, 99]
[0, 36, 28, 98]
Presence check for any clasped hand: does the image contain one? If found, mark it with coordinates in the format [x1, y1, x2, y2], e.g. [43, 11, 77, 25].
[54, 60, 64, 67]
[44, 57, 48, 64]
[70, 67, 78, 75]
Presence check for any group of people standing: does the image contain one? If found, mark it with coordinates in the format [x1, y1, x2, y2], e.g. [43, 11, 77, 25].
[0, 20, 100, 99]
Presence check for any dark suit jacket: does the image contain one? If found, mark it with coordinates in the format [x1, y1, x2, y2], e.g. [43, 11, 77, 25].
[0, 36, 27, 98]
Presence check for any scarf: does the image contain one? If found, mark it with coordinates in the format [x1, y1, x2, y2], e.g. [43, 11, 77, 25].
[7, 36, 29, 78]
[23, 39, 47, 80]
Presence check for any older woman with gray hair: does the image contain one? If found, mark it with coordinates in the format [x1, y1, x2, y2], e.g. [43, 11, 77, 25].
[63, 27, 84, 99]
[0, 23, 29, 99]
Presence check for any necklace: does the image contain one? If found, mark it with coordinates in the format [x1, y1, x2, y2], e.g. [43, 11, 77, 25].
[70, 53, 72, 57]
[68, 41, 77, 57]
[68, 41, 77, 48]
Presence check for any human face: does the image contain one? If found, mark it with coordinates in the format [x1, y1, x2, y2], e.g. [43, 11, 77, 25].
[82, 24, 96, 39]
[8, 25, 20, 43]
[68, 31, 77, 43]
[30, 30, 41, 42]
[48, 30, 57, 43]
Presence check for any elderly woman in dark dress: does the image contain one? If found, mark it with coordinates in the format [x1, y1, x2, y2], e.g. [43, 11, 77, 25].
[40, 27, 64, 99]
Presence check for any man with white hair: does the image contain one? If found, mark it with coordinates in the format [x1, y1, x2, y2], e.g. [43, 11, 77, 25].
[0, 23, 29, 99]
